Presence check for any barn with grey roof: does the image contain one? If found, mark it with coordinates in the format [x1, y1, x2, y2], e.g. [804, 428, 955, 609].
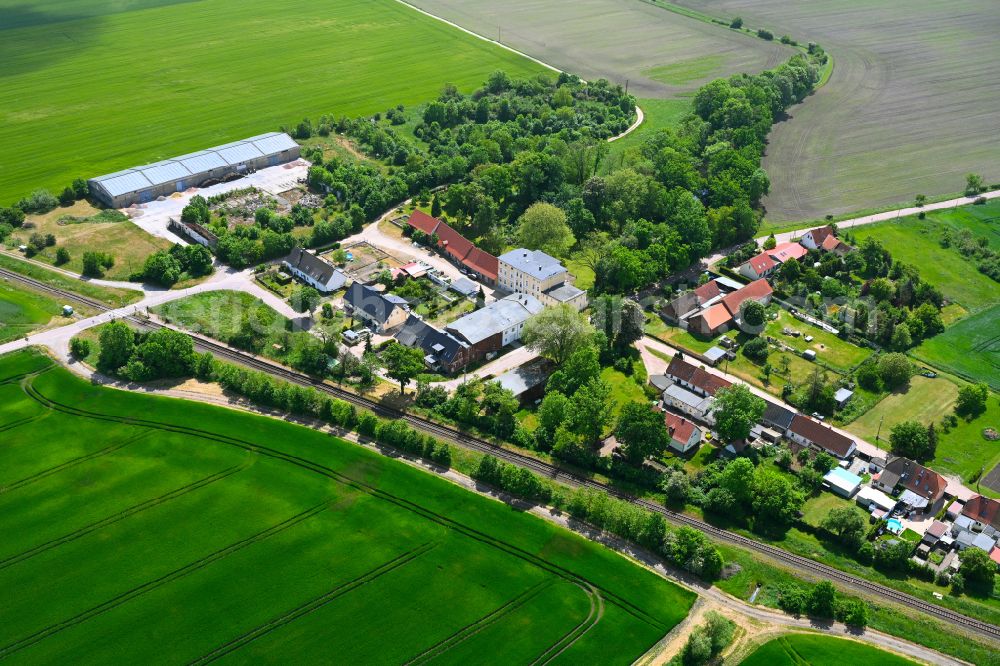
[88, 132, 300, 208]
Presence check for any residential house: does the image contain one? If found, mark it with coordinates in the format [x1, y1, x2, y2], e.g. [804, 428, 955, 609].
[664, 411, 702, 453]
[664, 356, 731, 397]
[406, 210, 499, 283]
[738, 251, 778, 281]
[689, 279, 773, 337]
[787, 414, 857, 459]
[662, 384, 715, 425]
[394, 314, 470, 374]
[688, 302, 734, 338]
[799, 225, 836, 250]
[821, 234, 852, 255]
[959, 495, 1000, 538]
[766, 241, 808, 264]
[497, 248, 587, 310]
[344, 282, 409, 332]
[446, 293, 544, 362]
[761, 400, 795, 433]
[922, 521, 949, 546]
[873, 457, 947, 515]
[855, 486, 896, 513]
[283, 247, 347, 293]
[662, 280, 722, 326]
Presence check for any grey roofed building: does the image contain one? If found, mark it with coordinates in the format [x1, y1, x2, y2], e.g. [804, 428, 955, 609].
[649, 374, 672, 392]
[283, 247, 346, 293]
[394, 314, 469, 373]
[662, 383, 705, 410]
[497, 249, 566, 281]
[762, 400, 795, 431]
[447, 293, 543, 346]
[703, 346, 727, 365]
[88, 132, 300, 208]
[449, 277, 478, 297]
[495, 359, 552, 402]
[971, 533, 997, 553]
[834, 387, 854, 406]
[345, 282, 409, 331]
[544, 282, 586, 303]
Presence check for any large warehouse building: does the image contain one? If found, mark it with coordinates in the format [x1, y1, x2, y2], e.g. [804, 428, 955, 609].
[88, 132, 301, 208]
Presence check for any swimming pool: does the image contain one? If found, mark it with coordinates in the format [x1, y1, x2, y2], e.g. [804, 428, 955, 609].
[887, 518, 903, 533]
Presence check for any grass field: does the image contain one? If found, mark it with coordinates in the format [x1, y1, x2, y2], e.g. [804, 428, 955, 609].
[845, 377, 957, 443]
[764, 310, 870, 372]
[405, 0, 790, 98]
[7, 201, 171, 281]
[0, 282, 63, 344]
[0, 0, 545, 204]
[0, 253, 141, 307]
[914, 304, 1000, 390]
[603, 97, 694, 172]
[670, 0, 1000, 222]
[741, 634, 917, 666]
[0, 349, 693, 662]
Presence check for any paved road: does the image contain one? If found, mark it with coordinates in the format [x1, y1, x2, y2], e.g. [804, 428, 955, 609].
[704, 188, 1000, 265]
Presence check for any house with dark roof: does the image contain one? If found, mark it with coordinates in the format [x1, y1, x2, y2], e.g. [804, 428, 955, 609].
[406, 211, 499, 283]
[787, 414, 857, 459]
[663, 280, 723, 326]
[738, 251, 778, 281]
[344, 282, 409, 332]
[495, 358, 553, 404]
[394, 314, 470, 374]
[873, 457, 947, 515]
[761, 400, 796, 432]
[665, 411, 702, 453]
[283, 247, 347, 293]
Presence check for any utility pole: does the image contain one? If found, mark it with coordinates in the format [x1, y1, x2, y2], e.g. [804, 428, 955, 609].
[874, 414, 884, 454]
[624, 79, 629, 95]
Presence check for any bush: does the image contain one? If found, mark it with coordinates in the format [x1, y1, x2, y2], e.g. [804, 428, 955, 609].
[82, 251, 114, 277]
[69, 337, 91, 359]
[757, 28, 774, 40]
[17, 189, 59, 214]
[729, 16, 743, 28]
[742, 336, 768, 362]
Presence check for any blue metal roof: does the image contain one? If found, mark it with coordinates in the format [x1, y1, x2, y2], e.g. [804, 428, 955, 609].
[99, 170, 154, 196]
[176, 150, 228, 173]
[250, 132, 298, 154]
[216, 142, 264, 165]
[140, 160, 192, 185]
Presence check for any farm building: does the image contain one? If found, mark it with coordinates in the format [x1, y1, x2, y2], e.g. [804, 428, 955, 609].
[88, 132, 300, 208]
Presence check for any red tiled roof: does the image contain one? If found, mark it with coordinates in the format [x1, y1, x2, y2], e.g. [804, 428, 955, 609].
[991, 547, 1000, 565]
[805, 225, 834, 245]
[962, 495, 1000, 530]
[666, 356, 698, 383]
[821, 235, 850, 252]
[901, 465, 946, 502]
[789, 414, 855, 457]
[743, 251, 777, 276]
[435, 222, 474, 262]
[767, 242, 808, 263]
[463, 247, 498, 280]
[665, 411, 698, 444]
[693, 279, 721, 303]
[407, 209, 441, 235]
[721, 279, 773, 316]
[697, 302, 734, 331]
[690, 367, 731, 396]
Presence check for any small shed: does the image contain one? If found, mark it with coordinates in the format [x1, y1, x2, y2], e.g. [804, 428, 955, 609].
[824, 467, 862, 498]
[803, 349, 817, 361]
[62, 305, 74, 316]
[856, 485, 896, 512]
[703, 346, 727, 366]
[834, 388, 854, 408]
[449, 277, 478, 297]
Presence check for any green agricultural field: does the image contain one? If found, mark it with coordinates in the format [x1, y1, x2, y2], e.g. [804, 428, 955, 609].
[0, 282, 63, 344]
[405, 0, 790, 99]
[0, 0, 544, 204]
[741, 634, 917, 666]
[671, 0, 1000, 222]
[914, 304, 1000, 390]
[0, 350, 693, 662]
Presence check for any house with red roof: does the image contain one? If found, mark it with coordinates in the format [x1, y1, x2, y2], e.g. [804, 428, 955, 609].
[821, 234, 852, 255]
[738, 251, 778, 281]
[799, 225, 836, 250]
[687, 302, 734, 338]
[665, 411, 702, 453]
[720, 279, 773, 318]
[405, 211, 499, 284]
[960, 494, 1000, 537]
[767, 241, 808, 264]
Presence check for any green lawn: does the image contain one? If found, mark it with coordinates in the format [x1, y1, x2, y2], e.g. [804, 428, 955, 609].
[741, 634, 917, 666]
[799, 493, 856, 529]
[601, 366, 649, 421]
[0, 0, 543, 203]
[0, 253, 141, 307]
[933, 391, 1000, 489]
[849, 209, 1000, 315]
[845, 376, 957, 443]
[0, 349, 693, 662]
[0, 281, 63, 343]
[764, 310, 870, 372]
[603, 97, 693, 170]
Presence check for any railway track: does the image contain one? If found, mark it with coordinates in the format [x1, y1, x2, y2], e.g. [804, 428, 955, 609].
[5, 266, 1000, 642]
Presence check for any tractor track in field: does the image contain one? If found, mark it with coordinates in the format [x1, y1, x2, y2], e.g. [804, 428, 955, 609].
[0, 461, 249, 571]
[0, 502, 331, 658]
[5, 265, 1000, 643]
[0, 430, 150, 495]
[532, 582, 604, 666]
[20, 371, 668, 635]
[189, 542, 438, 665]
[403, 579, 557, 665]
